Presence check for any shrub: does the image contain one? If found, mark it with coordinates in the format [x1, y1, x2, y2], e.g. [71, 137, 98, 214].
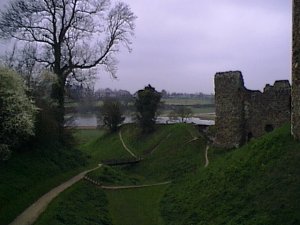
[98, 98, 125, 132]
[0, 67, 37, 160]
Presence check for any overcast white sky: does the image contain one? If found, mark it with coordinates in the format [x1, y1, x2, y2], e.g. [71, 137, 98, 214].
[0, 0, 292, 94]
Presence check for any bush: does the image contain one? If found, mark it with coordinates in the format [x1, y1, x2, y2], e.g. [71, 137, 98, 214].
[0, 67, 37, 160]
[98, 98, 125, 132]
[0, 144, 11, 161]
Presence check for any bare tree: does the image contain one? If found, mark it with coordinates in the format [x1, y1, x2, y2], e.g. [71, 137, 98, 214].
[169, 106, 193, 123]
[0, 0, 136, 140]
[1, 42, 40, 88]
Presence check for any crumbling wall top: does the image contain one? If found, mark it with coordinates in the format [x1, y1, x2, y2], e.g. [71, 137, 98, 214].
[264, 80, 290, 92]
[214, 71, 291, 149]
[215, 71, 244, 88]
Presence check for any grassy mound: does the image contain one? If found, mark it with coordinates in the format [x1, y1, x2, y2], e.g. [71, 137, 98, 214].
[88, 165, 143, 186]
[119, 124, 175, 156]
[121, 123, 207, 181]
[106, 185, 168, 225]
[29, 123, 299, 225]
[161, 124, 300, 225]
[80, 130, 132, 164]
[0, 143, 87, 225]
[33, 123, 207, 225]
[34, 181, 112, 225]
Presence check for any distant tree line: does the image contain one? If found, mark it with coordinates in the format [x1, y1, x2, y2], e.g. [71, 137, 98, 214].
[161, 89, 214, 102]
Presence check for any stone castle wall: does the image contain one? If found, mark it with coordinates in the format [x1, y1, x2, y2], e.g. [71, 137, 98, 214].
[215, 71, 245, 148]
[292, 0, 300, 139]
[215, 71, 291, 148]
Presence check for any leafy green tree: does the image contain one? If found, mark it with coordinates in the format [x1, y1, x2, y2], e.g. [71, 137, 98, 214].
[32, 71, 61, 143]
[0, 67, 37, 160]
[99, 99, 125, 132]
[135, 85, 162, 133]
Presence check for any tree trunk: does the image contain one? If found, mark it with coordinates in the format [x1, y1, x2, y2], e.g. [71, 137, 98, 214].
[51, 72, 66, 143]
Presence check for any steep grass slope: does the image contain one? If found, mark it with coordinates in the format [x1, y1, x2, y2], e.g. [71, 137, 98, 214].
[0, 144, 87, 225]
[105, 185, 168, 225]
[161, 125, 300, 225]
[8, 124, 299, 225]
[34, 181, 112, 225]
[33, 123, 207, 225]
[121, 123, 207, 181]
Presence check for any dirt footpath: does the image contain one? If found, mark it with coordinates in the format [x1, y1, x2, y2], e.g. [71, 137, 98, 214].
[9, 166, 100, 225]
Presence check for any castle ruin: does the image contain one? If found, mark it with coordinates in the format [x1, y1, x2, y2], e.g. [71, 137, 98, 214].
[292, 0, 300, 140]
[214, 0, 300, 147]
[214, 71, 291, 148]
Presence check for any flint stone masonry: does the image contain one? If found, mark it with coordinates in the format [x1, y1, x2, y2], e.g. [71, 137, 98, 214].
[215, 71, 291, 149]
[292, 0, 300, 140]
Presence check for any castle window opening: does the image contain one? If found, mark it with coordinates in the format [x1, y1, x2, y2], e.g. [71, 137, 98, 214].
[265, 124, 274, 133]
[247, 132, 253, 141]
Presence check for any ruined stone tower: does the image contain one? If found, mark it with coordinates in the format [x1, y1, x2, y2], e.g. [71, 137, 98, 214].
[214, 71, 291, 149]
[214, 71, 245, 148]
[292, 0, 300, 139]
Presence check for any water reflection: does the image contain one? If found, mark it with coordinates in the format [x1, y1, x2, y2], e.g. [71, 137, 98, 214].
[66, 114, 215, 127]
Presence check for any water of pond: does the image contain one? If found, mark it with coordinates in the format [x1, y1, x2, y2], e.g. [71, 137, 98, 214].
[66, 114, 215, 127]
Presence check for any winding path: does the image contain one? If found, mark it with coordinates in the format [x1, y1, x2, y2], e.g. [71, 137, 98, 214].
[9, 166, 101, 225]
[185, 137, 199, 144]
[185, 136, 210, 168]
[84, 176, 171, 190]
[119, 130, 137, 158]
[102, 181, 172, 190]
[204, 145, 209, 167]
[10, 127, 210, 225]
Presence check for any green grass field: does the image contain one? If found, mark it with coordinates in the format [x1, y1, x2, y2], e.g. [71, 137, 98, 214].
[191, 106, 216, 115]
[34, 181, 112, 225]
[33, 123, 207, 225]
[161, 98, 213, 106]
[106, 185, 168, 225]
[159, 107, 215, 117]
[119, 124, 175, 156]
[73, 129, 106, 145]
[6, 122, 300, 225]
[161, 124, 300, 225]
[87, 166, 144, 186]
[0, 144, 87, 225]
[121, 124, 206, 181]
[81, 131, 134, 164]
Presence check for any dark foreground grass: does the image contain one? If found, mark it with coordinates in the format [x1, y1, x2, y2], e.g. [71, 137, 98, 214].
[87, 165, 145, 186]
[106, 185, 168, 225]
[31, 123, 206, 225]
[0, 144, 87, 225]
[161, 124, 300, 225]
[13, 123, 300, 225]
[34, 181, 112, 225]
